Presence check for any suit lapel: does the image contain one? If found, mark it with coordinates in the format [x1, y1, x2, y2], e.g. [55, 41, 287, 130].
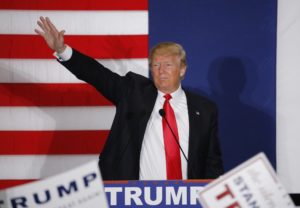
[138, 84, 158, 145]
[185, 91, 204, 173]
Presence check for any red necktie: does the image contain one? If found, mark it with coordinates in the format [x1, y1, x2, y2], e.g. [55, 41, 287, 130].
[162, 94, 182, 179]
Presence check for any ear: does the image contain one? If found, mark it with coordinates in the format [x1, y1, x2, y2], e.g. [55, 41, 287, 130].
[180, 65, 187, 78]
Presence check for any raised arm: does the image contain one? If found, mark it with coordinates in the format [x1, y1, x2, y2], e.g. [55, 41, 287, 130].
[34, 16, 66, 54]
[34, 16, 128, 105]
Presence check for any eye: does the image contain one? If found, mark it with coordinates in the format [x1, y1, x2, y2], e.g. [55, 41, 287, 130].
[152, 63, 160, 68]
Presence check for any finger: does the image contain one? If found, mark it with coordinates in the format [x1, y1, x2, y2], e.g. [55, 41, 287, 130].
[37, 21, 46, 32]
[34, 28, 44, 36]
[40, 16, 50, 32]
[46, 17, 59, 33]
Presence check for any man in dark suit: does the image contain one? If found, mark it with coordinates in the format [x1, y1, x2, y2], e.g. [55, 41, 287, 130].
[35, 16, 223, 180]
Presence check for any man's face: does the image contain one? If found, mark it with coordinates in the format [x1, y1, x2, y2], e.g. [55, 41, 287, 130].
[151, 54, 186, 94]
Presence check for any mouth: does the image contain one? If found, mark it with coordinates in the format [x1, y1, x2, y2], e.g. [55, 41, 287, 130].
[159, 76, 168, 80]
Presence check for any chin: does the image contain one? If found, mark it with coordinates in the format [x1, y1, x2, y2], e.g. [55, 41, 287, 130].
[159, 88, 173, 94]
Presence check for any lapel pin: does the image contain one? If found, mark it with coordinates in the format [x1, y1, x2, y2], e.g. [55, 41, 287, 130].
[195, 111, 200, 116]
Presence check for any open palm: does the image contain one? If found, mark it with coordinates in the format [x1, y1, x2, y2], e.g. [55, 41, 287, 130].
[35, 16, 66, 53]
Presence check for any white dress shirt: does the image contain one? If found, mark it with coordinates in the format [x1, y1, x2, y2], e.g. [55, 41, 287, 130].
[139, 86, 189, 180]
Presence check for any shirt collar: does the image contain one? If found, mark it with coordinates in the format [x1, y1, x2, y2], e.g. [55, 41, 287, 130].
[157, 85, 184, 102]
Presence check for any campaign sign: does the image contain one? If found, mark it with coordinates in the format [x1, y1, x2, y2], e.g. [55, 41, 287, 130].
[198, 153, 295, 208]
[104, 180, 209, 207]
[0, 160, 108, 208]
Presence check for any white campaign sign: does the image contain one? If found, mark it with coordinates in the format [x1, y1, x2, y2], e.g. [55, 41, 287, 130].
[198, 153, 295, 208]
[0, 160, 108, 208]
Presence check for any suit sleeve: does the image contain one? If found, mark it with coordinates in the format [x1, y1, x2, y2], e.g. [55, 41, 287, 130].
[59, 49, 126, 105]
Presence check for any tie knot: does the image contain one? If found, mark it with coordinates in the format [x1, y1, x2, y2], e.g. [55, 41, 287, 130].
[164, 94, 172, 101]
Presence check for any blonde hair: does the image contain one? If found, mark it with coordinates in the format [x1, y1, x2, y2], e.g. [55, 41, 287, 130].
[149, 42, 187, 67]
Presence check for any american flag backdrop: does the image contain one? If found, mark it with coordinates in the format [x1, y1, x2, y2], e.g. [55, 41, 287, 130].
[1, 0, 300, 197]
[0, 0, 148, 188]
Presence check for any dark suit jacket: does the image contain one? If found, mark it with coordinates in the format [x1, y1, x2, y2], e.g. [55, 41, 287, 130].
[61, 49, 223, 180]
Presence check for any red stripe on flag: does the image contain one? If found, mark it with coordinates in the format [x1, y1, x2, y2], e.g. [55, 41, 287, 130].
[0, 180, 35, 190]
[0, 83, 113, 106]
[0, 34, 148, 59]
[0, 0, 148, 10]
[0, 130, 109, 154]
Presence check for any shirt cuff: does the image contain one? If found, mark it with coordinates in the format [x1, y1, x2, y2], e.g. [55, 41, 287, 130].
[53, 45, 73, 61]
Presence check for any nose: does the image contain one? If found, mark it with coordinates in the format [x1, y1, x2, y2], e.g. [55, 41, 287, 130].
[158, 64, 167, 74]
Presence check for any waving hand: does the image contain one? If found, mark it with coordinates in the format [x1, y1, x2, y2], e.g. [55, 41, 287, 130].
[35, 16, 66, 53]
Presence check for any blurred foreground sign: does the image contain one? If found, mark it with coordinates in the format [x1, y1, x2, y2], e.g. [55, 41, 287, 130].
[198, 153, 295, 208]
[0, 160, 108, 208]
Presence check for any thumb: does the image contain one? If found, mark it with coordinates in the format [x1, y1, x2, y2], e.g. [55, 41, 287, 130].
[60, 30, 66, 36]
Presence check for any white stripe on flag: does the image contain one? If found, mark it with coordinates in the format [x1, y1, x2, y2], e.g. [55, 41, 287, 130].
[0, 10, 148, 35]
[277, 0, 300, 193]
[0, 58, 148, 83]
[0, 155, 98, 179]
[0, 107, 115, 130]
[0, 1, 148, 184]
